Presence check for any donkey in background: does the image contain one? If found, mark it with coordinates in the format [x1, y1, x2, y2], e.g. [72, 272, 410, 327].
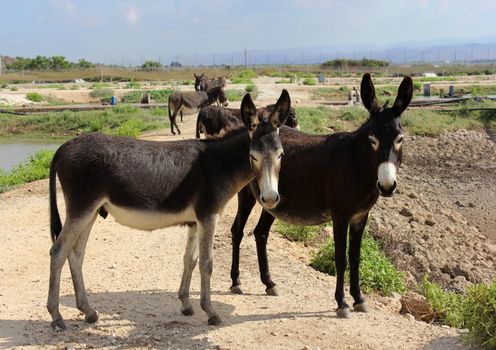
[47, 90, 291, 329]
[196, 105, 299, 139]
[230, 74, 413, 318]
[168, 86, 228, 135]
[194, 73, 227, 92]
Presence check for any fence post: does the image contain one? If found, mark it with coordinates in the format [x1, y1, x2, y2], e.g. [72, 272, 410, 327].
[0, 56, 2, 75]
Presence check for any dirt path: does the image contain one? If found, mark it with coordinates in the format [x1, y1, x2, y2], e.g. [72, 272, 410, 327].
[0, 114, 467, 350]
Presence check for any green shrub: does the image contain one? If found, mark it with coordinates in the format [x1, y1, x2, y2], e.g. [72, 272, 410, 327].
[225, 89, 244, 102]
[125, 80, 141, 89]
[182, 80, 194, 85]
[275, 221, 325, 243]
[89, 87, 114, 101]
[26, 92, 43, 102]
[275, 79, 291, 84]
[311, 233, 406, 295]
[463, 282, 496, 349]
[10, 86, 18, 91]
[114, 118, 145, 138]
[302, 78, 316, 86]
[0, 149, 55, 193]
[422, 278, 496, 349]
[245, 84, 256, 93]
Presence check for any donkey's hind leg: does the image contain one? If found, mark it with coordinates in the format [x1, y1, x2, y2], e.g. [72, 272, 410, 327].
[68, 213, 98, 323]
[47, 213, 95, 330]
[178, 224, 199, 316]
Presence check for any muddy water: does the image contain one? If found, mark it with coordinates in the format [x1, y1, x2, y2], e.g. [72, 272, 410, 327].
[0, 138, 61, 172]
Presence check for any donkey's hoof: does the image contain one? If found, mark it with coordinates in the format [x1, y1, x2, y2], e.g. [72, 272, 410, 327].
[208, 315, 222, 326]
[181, 307, 195, 316]
[51, 319, 67, 331]
[230, 285, 243, 294]
[266, 286, 279, 296]
[336, 307, 352, 318]
[354, 302, 369, 313]
[85, 310, 99, 323]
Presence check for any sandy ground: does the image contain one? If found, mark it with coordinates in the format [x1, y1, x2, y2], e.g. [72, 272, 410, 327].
[0, 113, 470, 350]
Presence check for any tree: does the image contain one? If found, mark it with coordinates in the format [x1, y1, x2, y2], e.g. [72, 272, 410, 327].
[141, 60, 162, 70]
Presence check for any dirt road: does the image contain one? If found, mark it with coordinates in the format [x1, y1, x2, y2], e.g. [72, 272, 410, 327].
[0, 113, 469, 350]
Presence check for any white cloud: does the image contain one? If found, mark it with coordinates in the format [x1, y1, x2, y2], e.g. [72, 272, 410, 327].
[124, 6, 139, 25]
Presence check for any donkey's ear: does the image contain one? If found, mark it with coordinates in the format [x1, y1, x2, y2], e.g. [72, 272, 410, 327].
[269, 89, 291, 129]
[194, 73, 198, 79]
[392, 76, 413, 115]
[241, 93, 257, 131]
[360, 73, 380, 113]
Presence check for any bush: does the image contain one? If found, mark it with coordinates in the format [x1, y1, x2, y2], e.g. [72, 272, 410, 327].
[114, 118, 145, 138]
[125, 80, 141, 89]
[311, 233, 406, 295]
[0, 149, 55, 193]
[26, 92, 43, 102]
[245, 84, 256, 93]
[275, 221, 325, 243]
[302, 78, 316, 86]
[89, 87, 115, 102]
[422, 278, 496, 349]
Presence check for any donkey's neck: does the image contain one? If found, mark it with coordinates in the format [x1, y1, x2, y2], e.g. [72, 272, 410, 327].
[203, 130, 253, 194]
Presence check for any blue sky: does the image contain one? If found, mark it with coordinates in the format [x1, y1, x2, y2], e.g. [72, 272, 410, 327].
[1, 0, 495, 64]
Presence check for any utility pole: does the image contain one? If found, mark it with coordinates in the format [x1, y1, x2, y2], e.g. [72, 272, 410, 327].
[244, 49, 247, 67]
[0, 56, 3, 75]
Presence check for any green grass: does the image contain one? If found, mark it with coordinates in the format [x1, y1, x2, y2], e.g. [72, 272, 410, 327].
[245, 84, 256, 93]
[421, 278, 496, 349]
[310, 87, 349, 100]
[0, 149, 54, 193]
[121, 89, 174, 103]
[295, 106, 334, 133]
[231, 69, 257, 84]
[0, 106, 168, 137]
[89, 87, 114, 103]
[225, 89, 257, 102]
[275, 79, 291, 84]
[302, 78, 316, 86]
[311, 232, 406, 295]
[124, 81, 142, 89]
[25, 92, 43, 102]
[275, 221, 326, 243]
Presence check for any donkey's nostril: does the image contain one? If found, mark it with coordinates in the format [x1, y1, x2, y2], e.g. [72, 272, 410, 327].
[261, 195, 266, 203]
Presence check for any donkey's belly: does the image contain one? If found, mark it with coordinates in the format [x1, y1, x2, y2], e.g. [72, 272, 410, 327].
[102, 202, 196, 231]
[181, 106, 200, 115]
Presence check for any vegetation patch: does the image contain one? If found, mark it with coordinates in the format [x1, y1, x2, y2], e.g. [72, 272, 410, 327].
[0, 149, 54, 193]
[302, 78, 316, 86]
[25, 92, 43, 102]
[311, 232, 406, 295]
[421, 278, 496, 349]
[121, 89, 174, 103]
[231, 69, 258, 84]
[0, 107, 167, 137]
[275, 221, 325, 243]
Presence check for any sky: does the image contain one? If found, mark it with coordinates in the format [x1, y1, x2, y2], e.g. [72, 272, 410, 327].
[1, 0, 496, 65]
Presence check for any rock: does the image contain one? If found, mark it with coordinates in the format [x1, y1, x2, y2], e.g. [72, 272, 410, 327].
[399, 207, 413, 217]
[270, 331, 278, 336]
[400, 292, 434, 323]
[424, 219, 435, 226]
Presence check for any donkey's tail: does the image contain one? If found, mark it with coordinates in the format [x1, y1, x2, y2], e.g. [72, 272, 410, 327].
[49, 150, 62, 243]
[195, 110, 204, 139]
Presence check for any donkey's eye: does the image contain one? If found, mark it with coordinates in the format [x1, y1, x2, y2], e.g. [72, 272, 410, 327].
[368, 135, 379, 147]
[396, 135, 404, 144]
[278, 152, 284, 159]
[250, 154, 258, 162]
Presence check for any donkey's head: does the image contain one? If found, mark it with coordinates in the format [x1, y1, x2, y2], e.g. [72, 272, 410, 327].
[194, 73, 205, 91]
[241, 90, 291, 209]
[360, 73, 413, 197]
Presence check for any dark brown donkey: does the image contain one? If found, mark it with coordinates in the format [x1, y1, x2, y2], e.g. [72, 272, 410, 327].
[196, 105, 299, 139]
[230, 74, 413, 318]
[194, 73, 227, 92]
[168, 86, 228, 135]
[47, 90, 291, 330]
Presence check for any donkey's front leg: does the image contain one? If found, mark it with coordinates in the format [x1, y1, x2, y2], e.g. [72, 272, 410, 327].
[198, 215, 222, 325]
[332, 216, 351, 318]
[349, 213, 369, 313]
[178, 224, 199, 316]
[253, 210, 277, 296]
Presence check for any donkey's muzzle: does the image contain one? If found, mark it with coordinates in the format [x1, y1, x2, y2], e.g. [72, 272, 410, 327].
[377, 180, 397, 197]
[260, 192, 280, 209]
